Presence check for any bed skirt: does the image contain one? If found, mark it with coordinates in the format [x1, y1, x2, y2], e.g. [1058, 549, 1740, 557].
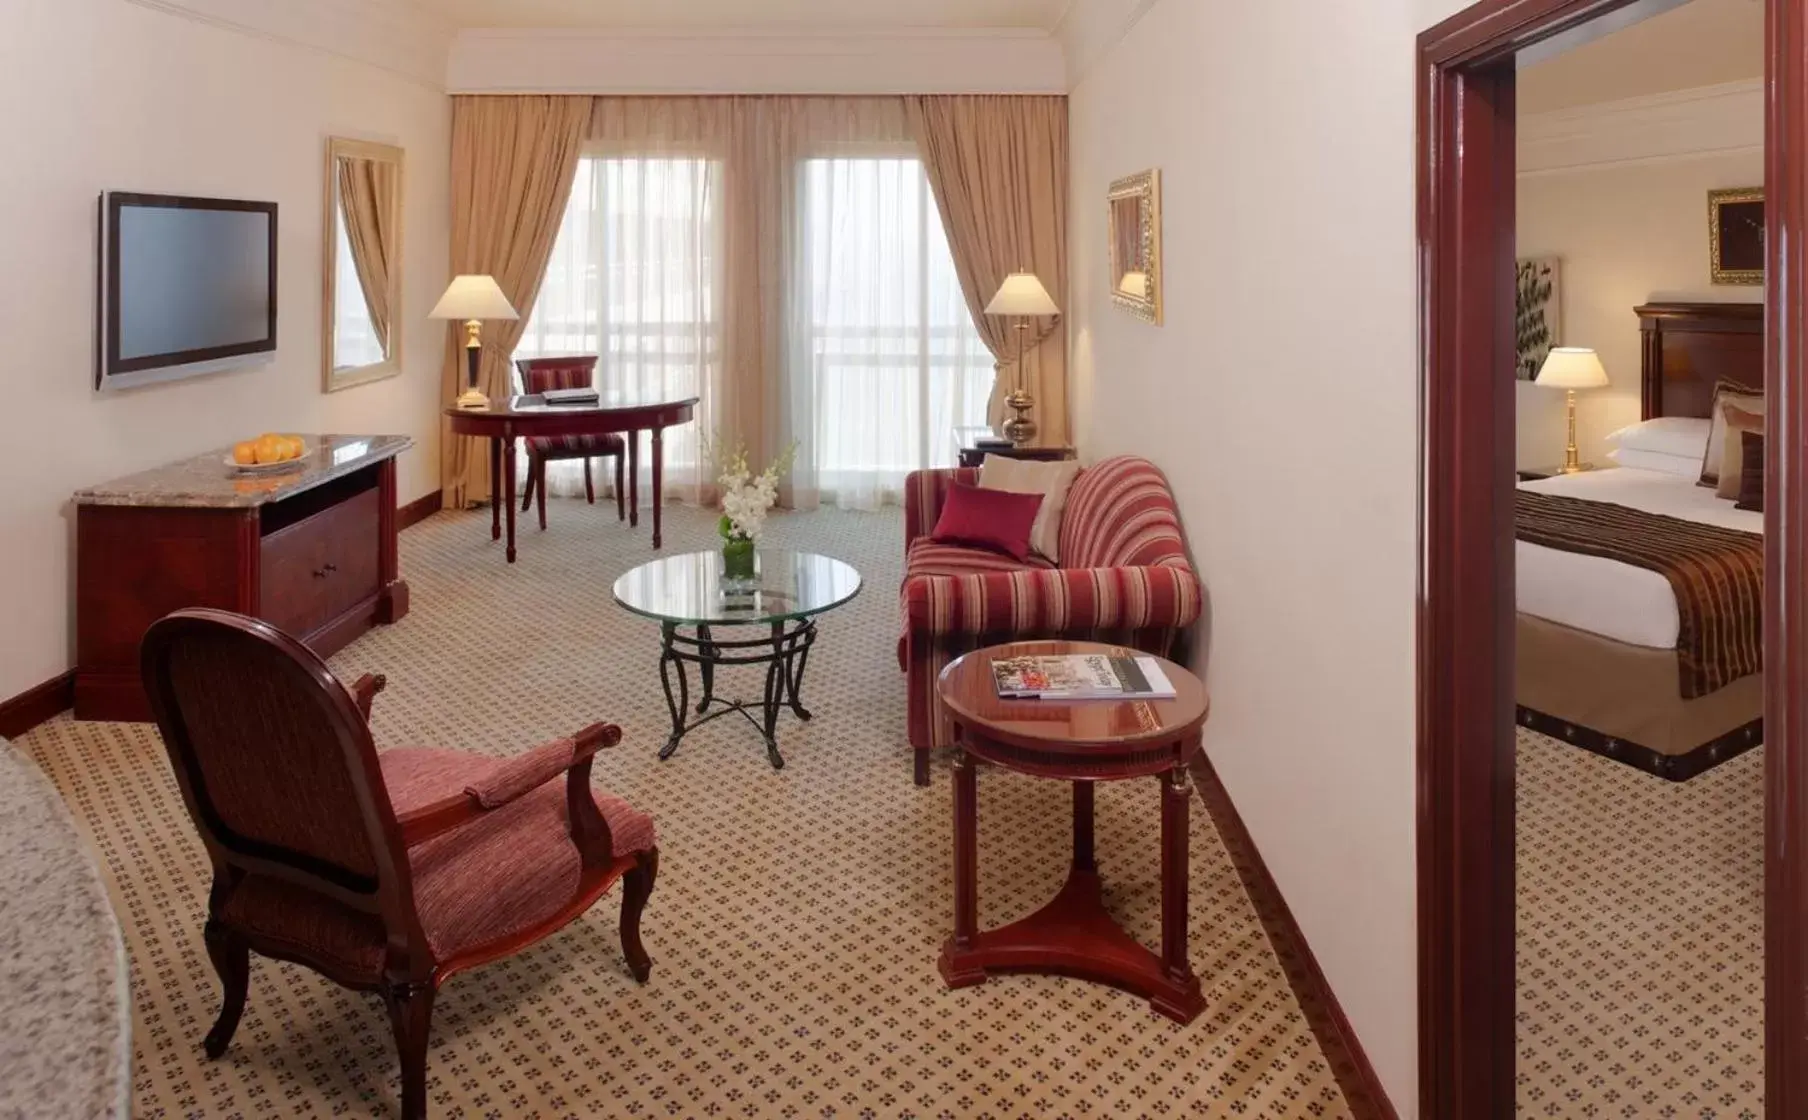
[1516, 613, 1762, 781]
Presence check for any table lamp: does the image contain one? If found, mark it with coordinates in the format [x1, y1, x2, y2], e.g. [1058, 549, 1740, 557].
[984, 272, 1060, 446]
[1534, 347, 1609, 473]
[431, 275, 519, 411]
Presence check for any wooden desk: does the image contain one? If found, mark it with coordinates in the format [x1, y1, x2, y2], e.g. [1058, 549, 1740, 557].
[935, 639, 1210, 1024]
[73, 435, 412, 721]
[445, 393, 699, 561]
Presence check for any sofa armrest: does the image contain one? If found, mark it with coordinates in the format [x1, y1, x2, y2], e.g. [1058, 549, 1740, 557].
[901, 563, 1203, 640]
[903, 467, 981, 547]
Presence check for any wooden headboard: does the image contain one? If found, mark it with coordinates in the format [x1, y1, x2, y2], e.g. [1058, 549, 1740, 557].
[1635, 302, 1763, 419]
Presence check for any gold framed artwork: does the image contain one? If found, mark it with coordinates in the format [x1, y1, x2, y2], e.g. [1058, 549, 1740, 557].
[1107, 169, 1162, 325]
[323, 137, 405, 392]
[1709, 187, 1764, 286]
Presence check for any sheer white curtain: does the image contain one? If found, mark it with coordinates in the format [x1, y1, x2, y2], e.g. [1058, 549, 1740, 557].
[786, 154, 994, 510]
[513, 154, 724, 502]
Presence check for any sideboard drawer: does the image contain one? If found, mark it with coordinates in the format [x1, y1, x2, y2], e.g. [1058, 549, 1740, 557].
[260, 487, 381, 638]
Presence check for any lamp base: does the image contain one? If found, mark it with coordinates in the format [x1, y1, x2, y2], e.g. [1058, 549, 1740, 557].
[454, 387, 490, 411]
[1002, 389, 1038, 447]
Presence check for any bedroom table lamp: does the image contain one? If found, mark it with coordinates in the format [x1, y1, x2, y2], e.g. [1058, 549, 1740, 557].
[984, 272, 1060, 446]
[1535, 346, 1610, 474]
[431, 274, 519, 411]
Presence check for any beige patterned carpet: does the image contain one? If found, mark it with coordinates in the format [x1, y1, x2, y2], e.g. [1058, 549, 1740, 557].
[15, 503, 1354, 1119]
[1515, 727, 1763, 1118]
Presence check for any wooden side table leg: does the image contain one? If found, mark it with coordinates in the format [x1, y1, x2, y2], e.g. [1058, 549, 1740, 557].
[939, 746, 986, 988]
[1155, 764, 1203, 1021]
[628, 431, 640, 528]
[1072, 781, 1095, 873]
[651, 425, 665, 549]
[503, 436, 518, 563]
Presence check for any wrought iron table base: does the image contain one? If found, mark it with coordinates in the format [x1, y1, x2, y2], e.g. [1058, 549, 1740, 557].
[657, 620, 815, 770]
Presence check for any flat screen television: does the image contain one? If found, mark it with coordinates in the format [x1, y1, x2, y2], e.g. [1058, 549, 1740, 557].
[96, 191, 278, 390]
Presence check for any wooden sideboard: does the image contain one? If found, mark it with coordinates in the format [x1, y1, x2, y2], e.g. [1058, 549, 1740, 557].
[73, 435, 412, 721]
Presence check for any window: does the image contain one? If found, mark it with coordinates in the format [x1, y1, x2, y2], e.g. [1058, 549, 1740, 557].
[794, 157, 994, 505]
[515, 156, 721, 495]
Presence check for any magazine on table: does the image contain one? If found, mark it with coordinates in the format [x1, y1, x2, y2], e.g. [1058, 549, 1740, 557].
[990, 653, 1177, 700]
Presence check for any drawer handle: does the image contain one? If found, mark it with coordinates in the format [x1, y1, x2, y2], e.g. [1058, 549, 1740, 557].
[312, 563, 338, 579]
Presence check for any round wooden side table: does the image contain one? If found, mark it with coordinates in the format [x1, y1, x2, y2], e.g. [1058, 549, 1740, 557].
[935, 640, 1210, 1024]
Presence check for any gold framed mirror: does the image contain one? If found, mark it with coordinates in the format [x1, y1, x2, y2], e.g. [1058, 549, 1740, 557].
[323, 137, 404, 392]
[1108, 169, 1162, 325]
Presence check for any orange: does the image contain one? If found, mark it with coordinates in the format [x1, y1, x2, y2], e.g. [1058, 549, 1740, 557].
[282, 435, 306, 460]
[253, 434, 286, 464]
[231, 441, 258, 465]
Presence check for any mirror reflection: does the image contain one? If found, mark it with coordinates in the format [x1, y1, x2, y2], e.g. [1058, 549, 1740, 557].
[1107, 169, 1161, 325]
[324, 138, 403, 391]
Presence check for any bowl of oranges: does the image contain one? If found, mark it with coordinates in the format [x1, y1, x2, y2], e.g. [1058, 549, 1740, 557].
[225, 433, 310, 474]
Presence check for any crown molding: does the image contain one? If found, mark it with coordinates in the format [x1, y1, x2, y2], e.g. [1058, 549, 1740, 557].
[1518, 79, 1763, 175]
[1055, 0, 1159, 88]
[447, 27, 1067, 94]
[124, 0, 454, 89]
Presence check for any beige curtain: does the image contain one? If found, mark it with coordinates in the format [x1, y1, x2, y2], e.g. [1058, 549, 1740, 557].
[907, 95, 1070, 444]
[337, 158, 397, 354]
[441, 95, 591, 508]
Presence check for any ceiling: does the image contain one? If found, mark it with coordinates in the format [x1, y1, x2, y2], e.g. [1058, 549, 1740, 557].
[414, 0, 1070, 31]
[1519, 0, 1763, 114]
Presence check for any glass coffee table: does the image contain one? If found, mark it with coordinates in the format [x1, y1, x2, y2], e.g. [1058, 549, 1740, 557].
[613, 549, 862, 770]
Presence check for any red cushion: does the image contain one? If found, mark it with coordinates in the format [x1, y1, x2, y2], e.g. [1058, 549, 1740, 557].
[527, 433, 627, 457]
[930, 483, 1043, 562]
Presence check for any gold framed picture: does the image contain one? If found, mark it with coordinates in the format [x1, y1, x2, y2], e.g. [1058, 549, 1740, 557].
[1709, 187, 1764, 286]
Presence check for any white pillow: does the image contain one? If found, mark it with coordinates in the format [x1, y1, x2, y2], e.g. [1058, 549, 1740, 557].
[1606, 416, 1711, 461]
[978, 455, 1082, 563]
[1607, 447, 1704, 478]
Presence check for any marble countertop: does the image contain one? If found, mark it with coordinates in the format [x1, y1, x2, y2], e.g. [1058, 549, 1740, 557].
[0, 740, 131, 1119]
[74, 434, 412, 509]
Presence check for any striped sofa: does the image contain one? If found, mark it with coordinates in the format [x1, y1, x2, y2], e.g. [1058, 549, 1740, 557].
[899, 455, 1202, 785]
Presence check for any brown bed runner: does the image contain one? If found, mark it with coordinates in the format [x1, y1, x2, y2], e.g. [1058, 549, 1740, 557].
[1516, 490, 1762, 699]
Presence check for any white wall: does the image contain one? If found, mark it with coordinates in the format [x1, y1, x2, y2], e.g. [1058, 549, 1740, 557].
[1067, 0, 1470, 1112]
[1515, 84, 1763, 467]
[448, 28, 1066, 93]
[0, 0, 451, 700]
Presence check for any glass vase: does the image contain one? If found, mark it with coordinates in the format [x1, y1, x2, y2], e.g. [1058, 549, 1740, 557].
[721, 536, 756, 587]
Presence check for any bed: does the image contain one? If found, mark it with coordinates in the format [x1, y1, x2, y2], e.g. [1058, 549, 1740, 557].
[1515, 301, 1763, 780]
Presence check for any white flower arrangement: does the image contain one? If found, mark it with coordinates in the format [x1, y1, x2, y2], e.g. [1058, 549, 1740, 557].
[705, 435, 798, 543]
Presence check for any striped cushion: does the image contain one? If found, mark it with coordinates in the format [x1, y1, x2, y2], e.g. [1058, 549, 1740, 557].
[519, 358, 598, 394]
[905, 538, 1054, 580]
[527, 433, 627, 457]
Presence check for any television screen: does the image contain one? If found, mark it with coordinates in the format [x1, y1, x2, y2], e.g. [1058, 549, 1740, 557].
[98, 192, 278, 390]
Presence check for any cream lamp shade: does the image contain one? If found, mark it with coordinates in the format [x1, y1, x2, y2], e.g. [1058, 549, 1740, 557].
[429, 275, 519, 322]
[984, 273, 1060, 317]
[1534, 347, 1609, 389]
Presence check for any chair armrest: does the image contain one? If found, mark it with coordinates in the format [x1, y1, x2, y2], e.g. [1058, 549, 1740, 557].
[904, 467, 980, 547]
[900, 563, 1203, 639]
[394, 722, 621, 847]
[347, 673, 387, 721]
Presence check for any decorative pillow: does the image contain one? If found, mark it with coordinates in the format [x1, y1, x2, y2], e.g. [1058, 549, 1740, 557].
[1607, 416, 1711, 460]
[1607, 447, 1705, 478]
[930, 483, 1044, 562]
[1735, 431, 1765, 513]
[1714, 402, 1765, 499]
[1700, 380, 1766, 489]
[978, 455, 1083, 563]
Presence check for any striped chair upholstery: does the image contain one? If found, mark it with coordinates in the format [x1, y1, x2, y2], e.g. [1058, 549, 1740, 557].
[516, 356, 627, 526]
[898, 456, 1202, 785]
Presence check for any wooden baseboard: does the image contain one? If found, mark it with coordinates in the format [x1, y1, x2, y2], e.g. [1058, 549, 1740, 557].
[0, 671, 75, 740]
[398, 490, 443, 532]
[1188, 753, 1400, 1120]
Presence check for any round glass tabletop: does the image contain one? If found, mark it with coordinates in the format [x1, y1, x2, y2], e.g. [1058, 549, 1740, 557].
[612, 549, 862, 626]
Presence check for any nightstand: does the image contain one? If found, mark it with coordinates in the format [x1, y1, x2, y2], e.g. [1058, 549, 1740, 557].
[954, 426, 1076, 470]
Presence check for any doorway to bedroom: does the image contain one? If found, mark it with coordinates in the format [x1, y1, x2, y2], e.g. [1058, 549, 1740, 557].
[1510, 4, 1765, 1114]
[1417, 0, 1808, 1116]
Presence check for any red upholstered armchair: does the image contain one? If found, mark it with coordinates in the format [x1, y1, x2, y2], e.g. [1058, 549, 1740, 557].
[516, 355, 627, 529]
[140, 609, 658, 1120]
[900, 455, 1203, 785]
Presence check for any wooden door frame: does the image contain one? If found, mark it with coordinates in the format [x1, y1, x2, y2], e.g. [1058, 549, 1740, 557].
[1416, 0, 1808, 1115]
